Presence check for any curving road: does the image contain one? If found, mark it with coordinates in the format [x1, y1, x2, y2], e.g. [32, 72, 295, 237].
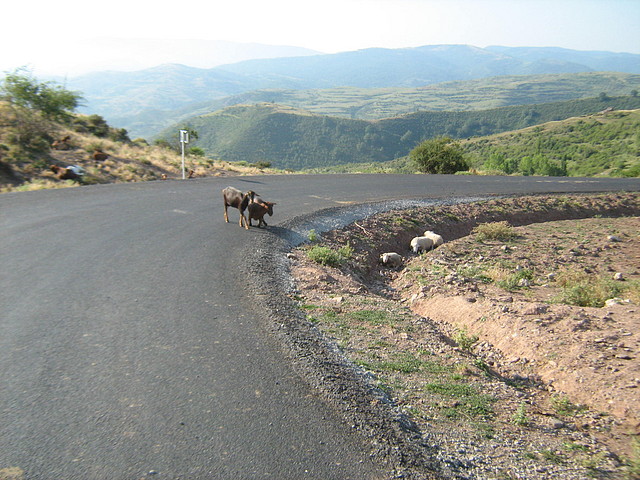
[2, 174, 640, 479]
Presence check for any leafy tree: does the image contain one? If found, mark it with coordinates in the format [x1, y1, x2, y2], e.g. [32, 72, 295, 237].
[187, 146, 206, 157]
[519, 154, 566, 176]
[410, 136, 469, 174]
[1, 68, 82, 122]
[71, 114, 130, 142]
[484, 152, 519, 174]
[153, 139, 173, 149]
[72, 114, 109, 136]
[108, 127, 130, 143]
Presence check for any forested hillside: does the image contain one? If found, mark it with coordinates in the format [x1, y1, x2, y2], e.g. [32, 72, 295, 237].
[174, 95, 640, 171]
[462, 109, 640, 177]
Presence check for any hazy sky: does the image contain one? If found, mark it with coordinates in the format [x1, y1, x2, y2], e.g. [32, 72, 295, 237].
[2, 0, 639, 76]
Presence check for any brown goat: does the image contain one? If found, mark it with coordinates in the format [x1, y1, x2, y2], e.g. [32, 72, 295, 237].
[51, 135, 71, 150]
[222, 186, 256, 229]
[92, 150, 109, 161]
[247, 200, 276, 228]
[50, 165, 79, 180]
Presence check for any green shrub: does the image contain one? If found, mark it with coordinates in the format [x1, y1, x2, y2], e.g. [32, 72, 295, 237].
[453, 328, 479, 351]
[472, 221, 517, 242]
[512, 402, 529, 426]
[410, 136, 469, 174]
[498, 268, 534, 290]
[550, 394, 587, 416]
[555, 269, 624, 307]
[307, 243, 353, 267]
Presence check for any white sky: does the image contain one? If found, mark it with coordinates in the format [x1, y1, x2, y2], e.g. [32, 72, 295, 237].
[2, 0, 639, 76]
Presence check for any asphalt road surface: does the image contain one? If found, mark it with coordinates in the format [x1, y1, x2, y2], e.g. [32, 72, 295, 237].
[2, 174, 639, 479]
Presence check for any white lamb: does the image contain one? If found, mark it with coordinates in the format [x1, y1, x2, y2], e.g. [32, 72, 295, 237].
[380, 252, 403, 268]
[423, 230, 444, 247]
[410, 236, 433, 253]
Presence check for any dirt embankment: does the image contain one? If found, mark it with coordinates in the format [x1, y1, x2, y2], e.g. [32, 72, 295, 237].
[291, 192, 640, 479]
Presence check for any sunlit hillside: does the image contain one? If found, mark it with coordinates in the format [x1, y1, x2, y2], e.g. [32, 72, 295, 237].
[462, 108, 640, 177]
[305, 108, 640, 177]
[0, 101, 279, 193]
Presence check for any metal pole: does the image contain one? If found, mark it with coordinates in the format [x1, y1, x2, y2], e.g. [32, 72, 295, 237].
[181, 138, 186, 180]
[179, 130, 188, 179]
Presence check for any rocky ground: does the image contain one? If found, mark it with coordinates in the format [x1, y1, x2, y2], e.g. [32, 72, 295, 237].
[288, 192, 640, 479]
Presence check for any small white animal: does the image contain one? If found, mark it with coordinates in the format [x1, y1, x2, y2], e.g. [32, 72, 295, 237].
[410, 236, 433, 253]
[380, 252, 403, 268]
[423, 230, 444, 247]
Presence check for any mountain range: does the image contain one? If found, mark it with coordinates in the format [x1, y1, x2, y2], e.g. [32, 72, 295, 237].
[66, 44, 640, 139]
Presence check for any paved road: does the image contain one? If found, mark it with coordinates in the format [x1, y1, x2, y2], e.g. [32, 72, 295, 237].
[2, 174, 639, 479]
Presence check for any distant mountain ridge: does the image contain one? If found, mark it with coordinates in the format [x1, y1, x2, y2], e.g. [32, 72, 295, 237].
[33, 38, 320, 77]
[67, 44, 640, 138]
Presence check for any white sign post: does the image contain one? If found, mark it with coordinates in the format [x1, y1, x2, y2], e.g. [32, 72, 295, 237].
[179, 130, 189, 179]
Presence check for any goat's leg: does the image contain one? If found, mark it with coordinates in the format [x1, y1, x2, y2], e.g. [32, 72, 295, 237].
[238, 208, 249, 229]
[223, 204, 229, 223]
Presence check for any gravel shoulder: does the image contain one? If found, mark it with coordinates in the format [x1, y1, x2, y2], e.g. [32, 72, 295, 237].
[285, 192, 640, 479]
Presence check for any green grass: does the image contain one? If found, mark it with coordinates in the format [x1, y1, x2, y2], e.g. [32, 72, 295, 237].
[550, 394, 587, 416]
[540, 449, 565, 465]
[358, 353, 453, 375]
[359, 353, 425, 374]
[347, 309, 398, 326]
[625, 436, 640, 479]
[424, 382, 495, 419]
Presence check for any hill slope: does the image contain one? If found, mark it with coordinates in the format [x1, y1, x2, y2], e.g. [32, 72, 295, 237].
[66, 45, 640, 138]
[179, 72, 640, 121]
[123, 72, 640, 139]
[0, 101, 272, 192]
[175, 95, 640, 171]
[462, 108, 640, 177]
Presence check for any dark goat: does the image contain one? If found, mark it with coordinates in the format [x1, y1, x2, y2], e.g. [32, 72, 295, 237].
[50, 165, 79, 180]
[247, 199, 276, 228]
[92, 150, 109, 161]
[51, 135, 71, 150]
[222, 186, 256, 229]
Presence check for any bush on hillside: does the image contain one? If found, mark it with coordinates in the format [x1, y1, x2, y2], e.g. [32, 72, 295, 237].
[410, 136, 469, 174]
